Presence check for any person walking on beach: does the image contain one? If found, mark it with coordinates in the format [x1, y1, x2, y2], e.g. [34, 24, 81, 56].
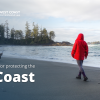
[71, 33, 88, 81]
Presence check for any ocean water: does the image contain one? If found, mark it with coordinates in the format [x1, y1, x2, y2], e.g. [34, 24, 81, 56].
[0, 44, 100, 68]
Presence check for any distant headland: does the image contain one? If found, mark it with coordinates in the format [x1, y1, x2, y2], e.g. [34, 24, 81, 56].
[0, 21, 73, 46]
[87, 41, 100, 45]
[46, 41, 73, 46]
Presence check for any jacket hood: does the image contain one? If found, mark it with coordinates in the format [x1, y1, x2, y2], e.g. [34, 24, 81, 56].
[76, 33, 84, 41]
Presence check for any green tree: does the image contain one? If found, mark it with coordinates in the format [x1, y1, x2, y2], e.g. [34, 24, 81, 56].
[38, 27, 43, 43]
[19, 30, 23, 39]
[0, 24, 5, 44]
[15, 30, 23, 40]
[25, 21, 31, 39]
[11, 28, 15, 39]
[31, 22, 39, 43]
[49, 31, 55, 40]
[42, 28, 49, 43]
[5, 20, 10, 39]
[15, 30, 19, 40]
[10, 28, 15, 44]
[25, 21, 31, 44]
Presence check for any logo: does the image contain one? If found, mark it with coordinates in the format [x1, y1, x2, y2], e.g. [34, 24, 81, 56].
[0, 11, 20, 16]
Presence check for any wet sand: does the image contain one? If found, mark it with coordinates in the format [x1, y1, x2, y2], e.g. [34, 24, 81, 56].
[0, 57, 100, 100]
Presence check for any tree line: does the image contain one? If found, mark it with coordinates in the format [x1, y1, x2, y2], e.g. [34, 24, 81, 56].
[0, 20, 55, 45]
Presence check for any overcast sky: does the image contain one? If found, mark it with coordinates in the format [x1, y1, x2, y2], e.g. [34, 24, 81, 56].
[0, 0, 100, 43]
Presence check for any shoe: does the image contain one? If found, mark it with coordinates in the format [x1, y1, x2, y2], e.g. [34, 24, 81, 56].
[76, 76, 81, 79]
[84, 77, 88, 81]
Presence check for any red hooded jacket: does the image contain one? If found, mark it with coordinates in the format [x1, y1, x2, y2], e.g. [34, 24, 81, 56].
[71, 33, 88, 60]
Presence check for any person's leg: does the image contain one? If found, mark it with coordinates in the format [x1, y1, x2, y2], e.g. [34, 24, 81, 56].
[76, 60, 83, 71]
[76, 60, 88, 81]
[76, 60, 82, 79]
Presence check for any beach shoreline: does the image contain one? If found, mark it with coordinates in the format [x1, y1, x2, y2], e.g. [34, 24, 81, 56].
[1, 45, 100, 68]
[1, 56, 100, 69]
